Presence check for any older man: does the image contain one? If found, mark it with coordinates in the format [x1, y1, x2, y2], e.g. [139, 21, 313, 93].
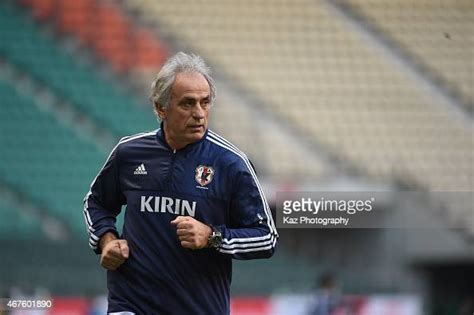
[83, 52, 278, 314]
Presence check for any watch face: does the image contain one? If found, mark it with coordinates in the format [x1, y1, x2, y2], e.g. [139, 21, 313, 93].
[209, 231, 223, 248]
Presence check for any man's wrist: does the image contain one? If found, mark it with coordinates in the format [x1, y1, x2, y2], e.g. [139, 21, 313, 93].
[99, 232, 118, 251]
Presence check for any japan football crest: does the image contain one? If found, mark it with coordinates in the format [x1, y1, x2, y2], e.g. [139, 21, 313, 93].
[195, 165, 215, 186]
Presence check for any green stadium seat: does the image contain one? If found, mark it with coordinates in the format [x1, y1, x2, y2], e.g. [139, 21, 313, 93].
[0, 79, 107, 235]
[0, 196, 45, 239]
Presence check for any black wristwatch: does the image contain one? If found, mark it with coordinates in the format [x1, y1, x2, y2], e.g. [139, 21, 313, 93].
[207, 225, 223, 249]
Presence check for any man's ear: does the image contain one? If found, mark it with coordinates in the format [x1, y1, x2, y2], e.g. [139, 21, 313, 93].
[154, 103, 166, 120]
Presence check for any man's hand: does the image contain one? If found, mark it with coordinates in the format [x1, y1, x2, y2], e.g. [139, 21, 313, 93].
[171, 216, 212, 250]
[99, 232, 129, 270]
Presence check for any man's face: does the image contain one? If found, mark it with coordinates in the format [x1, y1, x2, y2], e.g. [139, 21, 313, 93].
[157, 72, 211, 149]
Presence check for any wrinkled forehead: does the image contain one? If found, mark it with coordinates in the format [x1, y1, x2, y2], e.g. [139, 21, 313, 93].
[171, 72, 210, 100]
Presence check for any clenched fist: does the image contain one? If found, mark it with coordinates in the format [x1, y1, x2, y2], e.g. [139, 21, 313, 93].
[99, 232, 129, 270]
[171, 216, 212, 250]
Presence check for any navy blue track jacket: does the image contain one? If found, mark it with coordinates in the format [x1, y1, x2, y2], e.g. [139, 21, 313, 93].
[83, 127, 278, 314]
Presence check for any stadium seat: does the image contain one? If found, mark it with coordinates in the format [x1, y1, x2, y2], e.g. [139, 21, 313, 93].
[343, 0, 474, 107]
[121, 0, 473, 234]
[20, 0, 169, 72]
[0, 2, 157, 137]
[120, 0, 472, 192]
[0, 78, 106, 235]
[0, 195, 45, 240]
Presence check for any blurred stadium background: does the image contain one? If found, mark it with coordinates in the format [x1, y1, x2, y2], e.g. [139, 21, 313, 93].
[0, 0, 472, 314]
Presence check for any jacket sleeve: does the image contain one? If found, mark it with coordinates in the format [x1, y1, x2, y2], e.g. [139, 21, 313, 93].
[83, 142, 125, 254]
[216, 156, 279, 260]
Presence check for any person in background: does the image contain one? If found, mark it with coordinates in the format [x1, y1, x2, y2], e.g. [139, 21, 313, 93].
[308, 273, 343, 315]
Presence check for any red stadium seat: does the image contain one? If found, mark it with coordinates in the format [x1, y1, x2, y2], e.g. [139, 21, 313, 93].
[93, 3, 133, 72]
[56, 0, 96, 45]
[134, 28, 168, 69]
[19, 0, 169, 73]
[20, 0, 55, 21]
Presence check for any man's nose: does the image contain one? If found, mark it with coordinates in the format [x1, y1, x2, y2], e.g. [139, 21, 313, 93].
[192, 104, 205, 119]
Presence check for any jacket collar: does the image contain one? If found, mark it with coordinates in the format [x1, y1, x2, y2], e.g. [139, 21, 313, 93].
[156, 122, 208, 152]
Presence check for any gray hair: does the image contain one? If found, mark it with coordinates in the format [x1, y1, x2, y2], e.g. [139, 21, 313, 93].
[150, 52, 216, 109]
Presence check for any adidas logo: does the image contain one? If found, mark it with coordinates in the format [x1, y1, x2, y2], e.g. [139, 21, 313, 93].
[134, 163, 148, 175]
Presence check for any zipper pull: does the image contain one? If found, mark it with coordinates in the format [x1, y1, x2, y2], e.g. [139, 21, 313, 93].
[173, 149, 177, 154]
